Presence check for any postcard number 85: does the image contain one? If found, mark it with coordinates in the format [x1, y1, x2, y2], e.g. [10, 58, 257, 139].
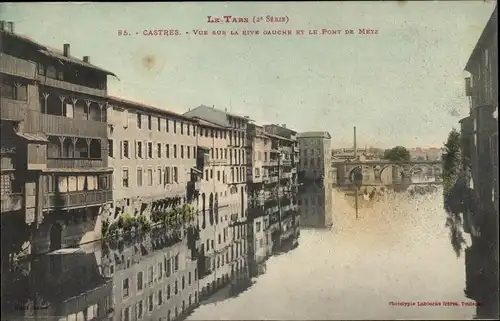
[117, 30, 129, 36]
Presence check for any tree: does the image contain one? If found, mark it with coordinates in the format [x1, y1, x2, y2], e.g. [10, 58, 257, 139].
[383, 146, 410, 162]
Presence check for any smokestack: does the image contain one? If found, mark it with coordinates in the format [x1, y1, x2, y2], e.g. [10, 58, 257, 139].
[353, 126, 357, 159]
[7, 22, 14, 33]
[282, 124, 286, 128]
[63, 44, 70, 57]
[212, 105, 215, 108]
[83, 56, 90, 63]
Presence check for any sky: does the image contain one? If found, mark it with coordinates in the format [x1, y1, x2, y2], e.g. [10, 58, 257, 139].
[1, 1, 496, 148]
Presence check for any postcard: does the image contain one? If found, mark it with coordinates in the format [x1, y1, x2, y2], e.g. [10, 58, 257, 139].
[0, 1, 498, 320]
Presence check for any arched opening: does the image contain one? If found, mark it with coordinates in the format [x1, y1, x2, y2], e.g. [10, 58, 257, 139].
[45, 91, 62, 116]
[49, 223, 63, 251]
[89, 139, 102, 159]
[47, 136, 61, 158]
[209, 193, 214, 226]
[202, 193, 206, 229]
[62, 137, 74, 158]
[349, 166, 363, 185]
[74, 138, 88, 158]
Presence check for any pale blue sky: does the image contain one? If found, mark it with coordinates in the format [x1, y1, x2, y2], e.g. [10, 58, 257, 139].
[1, 1, 496, 148]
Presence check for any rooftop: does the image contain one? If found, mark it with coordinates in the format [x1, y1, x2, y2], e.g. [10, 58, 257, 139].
[464, 4, 497, 72]
[1, 26, 116, 77]
[108, 96, 196, 122]
[298, 131, 332, 139]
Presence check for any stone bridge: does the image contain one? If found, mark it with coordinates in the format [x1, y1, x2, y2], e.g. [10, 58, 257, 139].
[332, 160, 443, 185]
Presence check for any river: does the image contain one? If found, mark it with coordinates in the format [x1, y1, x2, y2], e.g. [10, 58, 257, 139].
[1, 186, 476, 321]
[188, 187, 475, 320]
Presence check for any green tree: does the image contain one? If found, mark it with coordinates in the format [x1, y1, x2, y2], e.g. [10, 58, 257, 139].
[442, 128, 461, 193]
[383, 146, 410, 161]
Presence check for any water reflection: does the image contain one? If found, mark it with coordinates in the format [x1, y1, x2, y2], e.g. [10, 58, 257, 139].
[1, 222, 300, 321]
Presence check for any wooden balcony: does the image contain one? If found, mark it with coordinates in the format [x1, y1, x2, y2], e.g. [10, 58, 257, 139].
[1, 193, 23, 213]
[36, 74, 106, 98]
[47, 158, 105, 169]
[0, 98, 28, 121]
[43, 190, 112, 210]
[25, 110, 107, 138]
[0, 53, 36, 79]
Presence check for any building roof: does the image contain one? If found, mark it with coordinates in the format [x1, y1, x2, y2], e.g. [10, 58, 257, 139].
[465, 5, 497, 72]
[1, 29, 116, 77]
[263, 124, 297, 135]
[192, 117, 226, 129]
[108, 96, 196, 122]
[188, 105, 253, 121]
[264, 131, 294, 142]
[298, 131, 331, 139]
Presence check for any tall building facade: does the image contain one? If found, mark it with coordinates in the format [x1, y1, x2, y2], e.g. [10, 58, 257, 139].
[297, 132, 333, 229]
[105, 96, 200, 224]
[183, 105, 250, 296]
[460, 5, 499, 320]
[1, 22, 114, 259]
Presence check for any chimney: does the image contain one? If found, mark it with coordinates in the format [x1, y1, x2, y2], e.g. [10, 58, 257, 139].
[7, 22, 14, 33]
[282, 124, 286, 128]
[83, 56, 90, 63]
[212, 105, 215, 108]
[63, 43, 70, 57]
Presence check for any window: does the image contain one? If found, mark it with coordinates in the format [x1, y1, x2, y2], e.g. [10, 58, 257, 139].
[188, 272, 192, 285]
[187, 124, 190, 135]
[123, 109, 129, 128]
[147, 142, 152, 158]
[157, 117, 161, 131]
[165, 167, 171, 184]
[173, 120, 177, 133]
[157, 143, 162, 158]
[181, 146, 184, 159]
[181, 122, 184, 135]
[256, 222, 261, 232]
[137, 271, 143, 291]
[195, 268, 198, 280]
[123, 306, 130, 321]
[175, 280, 178, 294]
[157, 167, 162, 185]
[148, 266, 154, 285]
[182, 276, 185, 290]
[166, 119, 170, 132]
[137, 141, 142, 158]
[108, 140, 114, 157]
[166, 144, 170, 158]
[167, 285, 171, 299]
[173, 167, 178, 183]
[121, 141, 129, 158]
[217, 171, 220, 181]
[46, 65, 57, 79]
[173, 145, 177, 158]
[148, 294, 154, 312]
[122, 278, 130, 298]
[147, 169, 153, 185]
[137, 168, 143, 186]
[137, 113, 142, 129]
[122, 169, 129, 187]
[158, 290, 163, 305]
[158, 262, 163, 279]
[174, 254, 179, 271]
[136, 301, 143, 319]
[167, 259, 172, 277]
[187, 146, 191, 159]
[147, 115, 152, 130]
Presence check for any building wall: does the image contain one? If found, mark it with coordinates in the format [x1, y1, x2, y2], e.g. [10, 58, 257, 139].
[298, 136, 331, 180]
[107, 104, 197, 222]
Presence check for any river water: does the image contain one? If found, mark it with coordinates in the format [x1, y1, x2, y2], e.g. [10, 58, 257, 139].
[188, 187, 475, 320]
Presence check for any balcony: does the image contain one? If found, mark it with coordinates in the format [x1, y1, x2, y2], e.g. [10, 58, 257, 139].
[36, 74, 106, 97]
[47, 158, 105, 169]
[0, 98, 27, 121]
[281, 159, 292, 166]
[208, 158, 228, 165]
[265, 176, 279, 184]
[230, 213, 238, 223]
[0, 53, 36, 79]
[25, 110, 107, 138]
[43, 190, 112, 210]
[281, 172, 292, 179]
[1, 193, 23, 213]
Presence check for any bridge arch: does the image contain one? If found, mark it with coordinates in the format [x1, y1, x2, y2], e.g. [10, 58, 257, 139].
[347, 165, 372, 183]
[378, 164, 406, 185]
